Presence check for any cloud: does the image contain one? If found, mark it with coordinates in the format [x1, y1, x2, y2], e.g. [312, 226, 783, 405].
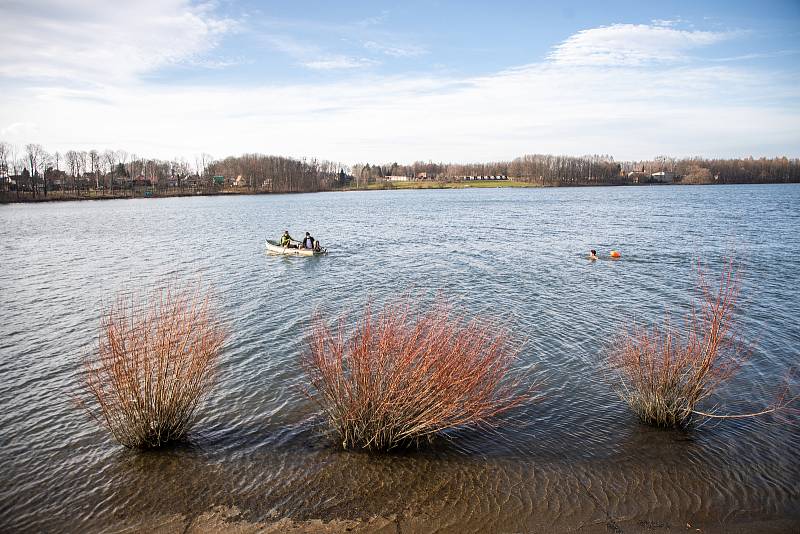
[711, 49, 800, 62]
[5, 56, 796, 162]
[364, 40, 427, 58]
[0, 19, 797, 162]
[265, 35, 380, 71]
[0, 0, 238, 84]
[0, 122, 40, 141]
[256, 12, 421, 69]
[186, 56, 249, 69]
[302, 56, 380, 70]
[355, 11, 390, 28]
[651, 18, 686, 27]
[548, 23, 731, 66]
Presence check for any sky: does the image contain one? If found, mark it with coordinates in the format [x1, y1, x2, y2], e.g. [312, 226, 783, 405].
[0, 0, 799, 164]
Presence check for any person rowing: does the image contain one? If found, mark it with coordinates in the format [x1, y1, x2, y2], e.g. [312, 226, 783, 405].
[280, 230, 297, 248]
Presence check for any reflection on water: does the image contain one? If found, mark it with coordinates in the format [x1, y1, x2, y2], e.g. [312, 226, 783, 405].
[1, 185, 799, 532]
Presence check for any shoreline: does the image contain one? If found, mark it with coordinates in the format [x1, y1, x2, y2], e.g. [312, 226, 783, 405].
[1, 180, 794, 205]
[107, 505, 800, 534]
[0, 189, 320, 205]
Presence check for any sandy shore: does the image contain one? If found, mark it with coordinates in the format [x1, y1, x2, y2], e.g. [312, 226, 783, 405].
[105, 505, 798, 534]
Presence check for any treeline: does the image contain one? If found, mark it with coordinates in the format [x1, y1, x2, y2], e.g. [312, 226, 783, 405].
[0, 142, 344, 198]
[1, 140, 798, 201]
[352, 154, 800, 185]
[206, 154, 343, 193]
[352, 154, 624, 185]
[623, 156, 800, 184]
[0, 141, 215, 197]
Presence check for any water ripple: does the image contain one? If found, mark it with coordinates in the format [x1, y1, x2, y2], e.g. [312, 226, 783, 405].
[1, 185, 799, 532]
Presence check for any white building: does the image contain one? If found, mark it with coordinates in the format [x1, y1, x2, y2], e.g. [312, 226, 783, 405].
[650, 171, 675, 183]
[460, 175, 508, 181]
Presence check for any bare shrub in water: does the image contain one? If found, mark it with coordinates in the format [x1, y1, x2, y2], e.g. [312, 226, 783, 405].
[80, 284, 227, 448]
[608, 260, 796, 427]
[301, 300, 531, 450]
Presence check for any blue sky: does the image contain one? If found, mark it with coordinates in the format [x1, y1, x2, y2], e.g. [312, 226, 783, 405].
[1, 0, 798, 164]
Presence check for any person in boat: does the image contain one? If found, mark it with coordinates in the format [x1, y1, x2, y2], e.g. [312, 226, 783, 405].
[280, 230, 297, 248]
[313, 239, 322, 252]
[302, 232, 315, 249]
[589, 249, 598, 260]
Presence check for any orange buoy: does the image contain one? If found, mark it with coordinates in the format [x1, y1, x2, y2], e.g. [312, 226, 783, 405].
[610, 250, 621, 258]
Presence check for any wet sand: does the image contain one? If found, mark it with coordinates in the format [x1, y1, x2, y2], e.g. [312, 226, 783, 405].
[109, 505, 799, 534]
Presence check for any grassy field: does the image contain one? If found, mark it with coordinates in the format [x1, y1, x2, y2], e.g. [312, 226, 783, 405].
[2, 180, 543, 203]
[359, 180, 540, 190]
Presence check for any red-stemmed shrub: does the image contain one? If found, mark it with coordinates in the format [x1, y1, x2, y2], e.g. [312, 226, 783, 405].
[301, 300, 532, 450]
[607, 260, 796, 427]
[80, 283, 227, 448]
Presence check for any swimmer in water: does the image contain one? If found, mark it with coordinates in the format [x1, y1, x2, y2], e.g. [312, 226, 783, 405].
[589, 249, 598, 260]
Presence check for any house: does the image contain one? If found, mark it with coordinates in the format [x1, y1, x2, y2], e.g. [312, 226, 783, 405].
[650, 171, 675, 183]
[183, 174, 201, 187]
[132, 175, 152, 187]
[627, 171, 648, 184]
[13, 171, 33, 191]
[458, 175, 508, 181]
[45, 168, 68, 190]
[386, 175, 409, 182]
[6, 174, 23, 190]
[234, 175, 247, 187]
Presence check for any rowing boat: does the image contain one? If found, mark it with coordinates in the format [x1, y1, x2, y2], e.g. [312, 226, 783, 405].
[266, 239, 326, 256]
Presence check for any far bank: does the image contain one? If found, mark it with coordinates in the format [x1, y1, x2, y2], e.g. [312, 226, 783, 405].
[0, 178, 765, 205]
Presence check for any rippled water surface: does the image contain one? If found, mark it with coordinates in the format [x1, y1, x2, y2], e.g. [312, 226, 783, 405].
[1, 185, 799, 532]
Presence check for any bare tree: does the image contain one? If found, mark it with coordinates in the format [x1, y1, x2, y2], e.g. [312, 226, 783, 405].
[0, 142, 9, 192]
[10, 144, 23, 198]
[40, 149, 52, 195]
[25, 143, 46, 196]
[127, 153, 138, 182]
[102, 150, 116, 193]
[200, 153, 212, 177]
[65, 150, 79, 193]
[89, 150, 100, 191]
[7, 144, 20, 178]
[116, 150, 129, 191]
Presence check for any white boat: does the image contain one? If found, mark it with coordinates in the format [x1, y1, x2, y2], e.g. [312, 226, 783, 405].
[266, 239, 326, 256]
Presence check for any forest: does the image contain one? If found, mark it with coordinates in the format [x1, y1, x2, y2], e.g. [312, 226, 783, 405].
[352, 154, 800, 186]
[0, 140, 798, 200]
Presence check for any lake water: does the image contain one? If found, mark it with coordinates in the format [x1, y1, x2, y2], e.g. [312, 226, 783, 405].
[1, 185, 799, 532]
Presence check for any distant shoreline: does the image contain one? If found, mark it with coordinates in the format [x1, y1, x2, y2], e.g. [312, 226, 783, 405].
[0, 189, 314, 204]
[1, 180, 795, 204]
